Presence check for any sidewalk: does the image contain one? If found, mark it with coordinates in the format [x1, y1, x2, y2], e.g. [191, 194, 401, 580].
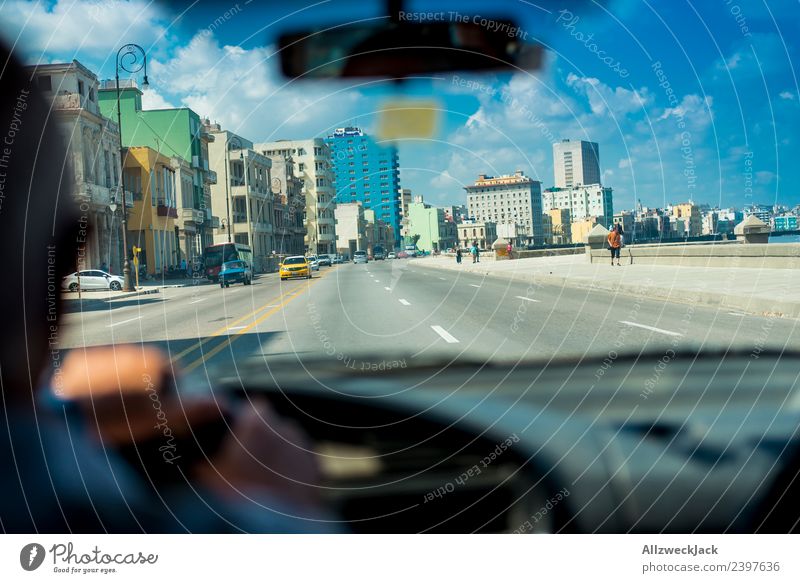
[60, 287, 163, 302]
[410, 254, 800, 318]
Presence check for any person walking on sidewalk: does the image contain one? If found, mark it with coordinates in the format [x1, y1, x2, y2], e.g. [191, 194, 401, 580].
[456, 247, 463, 264]
[474, 240, 481, 263]
[607, 224, 622, 266]
[506, 242, 513, 260]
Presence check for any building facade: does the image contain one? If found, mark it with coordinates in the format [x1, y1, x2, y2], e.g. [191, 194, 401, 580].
[407, 203, 457, 252]
[123, 147, 178, 275]
[325, 127, 402, 249]
[267, 153, 306, 256]
[28, 60, 123, 273]
[458, 221, 498, 250]
[671, 202, 702, 237]
[334, 202, 367, 256]
[542, 184, 614, 225]
[207, 128, 275, 272]
[257, 139, 336, 254]
[98, 84, 218, 266]
[464, 171, 545, 245]
[553, 139, 601, 188]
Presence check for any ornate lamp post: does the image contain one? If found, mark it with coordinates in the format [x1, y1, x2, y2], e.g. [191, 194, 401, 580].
[115, 43, 149, 291]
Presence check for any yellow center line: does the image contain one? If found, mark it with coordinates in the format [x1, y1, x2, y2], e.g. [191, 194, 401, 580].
[179, 269, 333, 373]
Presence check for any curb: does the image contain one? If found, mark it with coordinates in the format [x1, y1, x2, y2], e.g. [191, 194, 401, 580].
[412, 261, 800, 319]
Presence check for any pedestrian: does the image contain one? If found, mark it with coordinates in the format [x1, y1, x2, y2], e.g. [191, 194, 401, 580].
[474, 241, 480, 263]
[607, 224, 622, 266]
[456, 247, 462, 264]
[470, 243, 477, 264]
[506, 242, 513, 260]
[100, 261, 108, 273]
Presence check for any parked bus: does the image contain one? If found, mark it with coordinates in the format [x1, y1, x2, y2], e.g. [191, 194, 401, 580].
[203, 242, 253, 282]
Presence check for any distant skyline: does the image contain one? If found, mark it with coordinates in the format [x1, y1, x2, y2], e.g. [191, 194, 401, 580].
[3, 0, 797, 210]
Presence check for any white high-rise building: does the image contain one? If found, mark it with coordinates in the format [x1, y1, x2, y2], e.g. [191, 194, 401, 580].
[553, 139, 601, 188]
[542, 184, 613, 224]
[257, 139, 336, 254]
[464, 171, 545, 245]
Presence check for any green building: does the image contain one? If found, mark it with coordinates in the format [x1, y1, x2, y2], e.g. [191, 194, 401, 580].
[98, 81, 218, 265]
[407, 202, 457, 252]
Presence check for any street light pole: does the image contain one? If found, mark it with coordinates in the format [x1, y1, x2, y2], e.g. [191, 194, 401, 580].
[115, 43, 149, 291]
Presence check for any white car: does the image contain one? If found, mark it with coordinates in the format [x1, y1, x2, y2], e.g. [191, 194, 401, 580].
[62, 270, 124, 291]
[306, 255, 321, 271]
[387, 252, 397, 259]
[353, 250, 368, 264]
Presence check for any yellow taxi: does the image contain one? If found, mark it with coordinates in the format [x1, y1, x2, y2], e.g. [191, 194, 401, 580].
[279, 255, 312, 280]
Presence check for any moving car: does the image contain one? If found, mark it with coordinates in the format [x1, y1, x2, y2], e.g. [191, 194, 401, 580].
[318, 254, 332, 267]
[218, 260, 252, 288]
[373, 245, 385, 260]
[61, 269, 124, 291]
[387, 252, 396, 259]
[279, 256, 312, 280]
[306, 254, 320, 271]
[353, 250, 368, 264]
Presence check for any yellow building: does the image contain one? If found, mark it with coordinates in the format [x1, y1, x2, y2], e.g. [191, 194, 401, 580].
[571, 216, 603, 244]
[672, 203, 702, 237]
[549, 208, 572, 244]
[123, 147, 179, 275]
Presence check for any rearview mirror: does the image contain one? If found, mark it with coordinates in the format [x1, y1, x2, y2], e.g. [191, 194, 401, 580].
[278, 18, 542, 79]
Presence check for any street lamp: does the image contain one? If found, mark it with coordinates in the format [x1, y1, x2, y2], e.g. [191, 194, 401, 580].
[115, 43, 149, 291]
[108, 200, 118, 273]
[223, 136, 245, 244]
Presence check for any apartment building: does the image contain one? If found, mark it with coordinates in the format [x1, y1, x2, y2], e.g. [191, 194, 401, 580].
[553, 139, 601, 188]
[27, 60, 123, 272]
[257, 139, 336, 254]
[207, 127, 274, 272]
[98, 84, 218, 265]
[325, 127, 402, 249]
[542, 184, 614, 225]
[123, 147, 179, 275]
[267, 153, 306, 256]
[464, 171, 545, 245]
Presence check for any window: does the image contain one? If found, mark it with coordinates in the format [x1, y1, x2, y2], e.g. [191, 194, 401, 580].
[298, 163, 305, 172]
[78, 79, 84, 96]
[38, 75, 52, 91]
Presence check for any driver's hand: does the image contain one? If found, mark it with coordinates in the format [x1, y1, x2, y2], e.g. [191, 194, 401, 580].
[194, 400, 322, 511]
[57, 345, 322, 513]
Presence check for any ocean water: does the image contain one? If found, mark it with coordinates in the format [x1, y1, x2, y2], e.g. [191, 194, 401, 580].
[769, 234, 800, 243]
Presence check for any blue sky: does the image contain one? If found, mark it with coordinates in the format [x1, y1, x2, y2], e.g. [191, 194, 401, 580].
[3, 0, 798, 211]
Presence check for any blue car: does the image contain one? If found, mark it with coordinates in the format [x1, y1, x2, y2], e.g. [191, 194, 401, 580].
[219, 260, 252, 288]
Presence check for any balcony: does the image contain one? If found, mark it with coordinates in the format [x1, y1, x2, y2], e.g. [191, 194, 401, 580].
[180, 208, 205, 224]
[156, 205, 178, 218]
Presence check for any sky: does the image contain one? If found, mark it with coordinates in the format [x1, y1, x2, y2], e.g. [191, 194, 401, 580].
[2, 0, 798, 212]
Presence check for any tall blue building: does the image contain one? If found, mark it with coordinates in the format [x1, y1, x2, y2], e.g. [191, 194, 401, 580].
[325, 127, 402, 248]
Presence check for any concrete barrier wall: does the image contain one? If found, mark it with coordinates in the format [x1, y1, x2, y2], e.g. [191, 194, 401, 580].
[588, 242, 800, 268]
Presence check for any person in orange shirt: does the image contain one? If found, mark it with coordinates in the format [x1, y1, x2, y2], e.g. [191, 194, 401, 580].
[607, 225, 622, 266]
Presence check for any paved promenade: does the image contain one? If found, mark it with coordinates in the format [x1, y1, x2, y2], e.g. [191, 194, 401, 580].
[412, 253, 800, 318]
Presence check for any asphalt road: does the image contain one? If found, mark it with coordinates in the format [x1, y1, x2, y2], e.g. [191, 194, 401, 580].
[60, 259, 800, 388]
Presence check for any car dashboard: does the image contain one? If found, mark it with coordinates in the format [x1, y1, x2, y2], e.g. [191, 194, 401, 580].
[218, 351, 800, 533]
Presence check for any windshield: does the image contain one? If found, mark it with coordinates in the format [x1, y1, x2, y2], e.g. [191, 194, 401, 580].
[5, 0, 800, 542]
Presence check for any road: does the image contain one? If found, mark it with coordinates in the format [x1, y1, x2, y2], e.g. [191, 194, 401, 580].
[60, 259, 800, 388]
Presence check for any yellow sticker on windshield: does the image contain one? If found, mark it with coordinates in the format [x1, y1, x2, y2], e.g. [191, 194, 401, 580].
[377, 99, 440, 141]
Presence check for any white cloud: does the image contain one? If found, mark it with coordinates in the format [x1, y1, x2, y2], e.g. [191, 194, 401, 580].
[148, 33, 366, 141]
[140, 87, 175, 110]
[779, 91, 795, 100]
[0, 0, 167, 58]
[565, 73, 652, 116]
